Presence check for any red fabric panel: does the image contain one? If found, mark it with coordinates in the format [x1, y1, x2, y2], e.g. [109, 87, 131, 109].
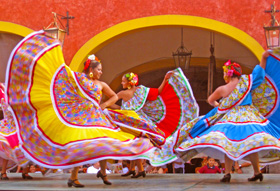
[147, 88, 159, 101]
[6, 134, 19, 149]
[0, 89, 5, 100]
[156, 83, 181, 138]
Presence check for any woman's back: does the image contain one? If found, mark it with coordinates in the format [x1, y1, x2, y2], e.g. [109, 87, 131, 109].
[119, 87, 137, 102]
[221, 78, 240, 98]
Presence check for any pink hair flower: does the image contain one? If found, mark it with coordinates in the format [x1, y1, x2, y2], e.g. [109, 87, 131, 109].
[224, 60, 231, 66]
[227, 69, 234, 77]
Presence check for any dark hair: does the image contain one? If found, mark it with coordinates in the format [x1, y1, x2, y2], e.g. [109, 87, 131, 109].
[215, 159, 222, 168]
[232, 65, 242, 79]
[83, 60, 101, 74]
[123, 73, 130, 81]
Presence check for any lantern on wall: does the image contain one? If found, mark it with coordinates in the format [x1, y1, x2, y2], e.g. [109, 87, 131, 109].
[44, 11, 74, 47]
[264, 2, 280, 48]
[172, 28, 192, 70]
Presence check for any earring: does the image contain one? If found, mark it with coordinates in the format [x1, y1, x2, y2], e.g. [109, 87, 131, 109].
[89, 72, 93, 78]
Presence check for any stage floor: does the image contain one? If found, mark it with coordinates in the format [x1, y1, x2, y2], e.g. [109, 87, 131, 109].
[0, 173, 279, 191]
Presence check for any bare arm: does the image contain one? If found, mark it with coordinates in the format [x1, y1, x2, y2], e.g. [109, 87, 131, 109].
[108, 91, 125, 109]
[100, 82, 118, 110]
[109, 104, 121, 109]
[158, 72, 173, 94]
[207, 86, 224, 107]
[260, 50, 269, 69]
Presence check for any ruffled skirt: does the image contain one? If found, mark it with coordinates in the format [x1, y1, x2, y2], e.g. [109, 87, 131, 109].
[175, 54, 280, 164]
[5, 31, 164, 168]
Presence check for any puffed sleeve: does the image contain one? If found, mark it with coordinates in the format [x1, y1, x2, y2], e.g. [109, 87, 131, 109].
[251, 65, 265, 90]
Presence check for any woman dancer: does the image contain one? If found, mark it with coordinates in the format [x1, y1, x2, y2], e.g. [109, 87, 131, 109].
[112, 69, 199, 177]
[68, 56, 117, 187]
[5, 31, 167, 187]
[113, 72, 171, 178]
[175, 50, 280, 182]
[115, 70, 199, 138]
[0, 83, 32, 180]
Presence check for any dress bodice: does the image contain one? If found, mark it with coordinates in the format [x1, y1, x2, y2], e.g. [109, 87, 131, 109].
[74, 72, 102, 103]
[218, 65, 265, 113]
[121, 85, 149, 111]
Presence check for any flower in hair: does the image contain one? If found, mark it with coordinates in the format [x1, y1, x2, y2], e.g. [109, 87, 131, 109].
[88, 54, 101, 62]
[223, 60, 241, 77]
[224, 60, 231, 66]
[84, 54, 101, 71]
[125, 72, 138, 86]
[88, 55, 95, 61]
[227, 69, 233, 77]
[84, 59, 91, 71]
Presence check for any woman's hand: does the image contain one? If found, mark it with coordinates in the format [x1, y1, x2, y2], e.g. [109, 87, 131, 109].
[164, 72, 173, 81]
[100, 103, 107, 110]
[158, 72, 174, 94]
[260, 50, 270, 69]
[213, 101, 219, 107]
[262, 50, 270, 59]
[207, 86, 223, 107]
[100, 82, 118, 109]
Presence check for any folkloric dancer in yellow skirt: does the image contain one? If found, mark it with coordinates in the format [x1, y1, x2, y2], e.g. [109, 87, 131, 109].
[5, 31, 167, 187]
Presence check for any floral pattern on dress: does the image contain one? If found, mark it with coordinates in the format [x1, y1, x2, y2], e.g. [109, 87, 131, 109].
[177, 131, 280, 159]
[117, 68, 199, 165]
[252, 76, 277, 117]
[261, 150, 280, 163]
[5, 32, 163, 168]
[217, 105, 267, 124]
[141, 136, 178, 166]
[74, 72, 102, 103]
[175, 63, 280, 164]
[218, 75, 251, 113]
[53, 67, 114, 127]
[175, 117, 201, 147]
[0, 99, 16, 135]
[169, 68, 199, 123]
[6, 31, 59, 146]
[0, 100, 29, 167]
[121, 85, 149, 112]
[108, 110, 165, 146]
[142, 97, 165, 123]
[141, 68, 199, 137]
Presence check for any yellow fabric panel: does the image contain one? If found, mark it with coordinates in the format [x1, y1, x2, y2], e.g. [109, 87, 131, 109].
[110, 109, 140, 119]
[29, 46, 136, 145]
[109, 109, 142, 137]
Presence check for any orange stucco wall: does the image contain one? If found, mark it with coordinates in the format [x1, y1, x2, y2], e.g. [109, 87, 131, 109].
[0, 0, 276, 64]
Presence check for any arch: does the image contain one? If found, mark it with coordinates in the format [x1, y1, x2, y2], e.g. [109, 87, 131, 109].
[0, 21, 33, 37]
[70, 15, 264, 72]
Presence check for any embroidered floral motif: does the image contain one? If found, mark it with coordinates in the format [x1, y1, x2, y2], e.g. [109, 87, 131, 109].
[121, 85, 149, 111]
[218, 75, 250, 112]
[252, 76, 277, 117]
[178, 131, 280, 159]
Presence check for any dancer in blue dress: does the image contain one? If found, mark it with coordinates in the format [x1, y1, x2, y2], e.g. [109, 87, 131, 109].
[175, 50, 280, 182]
